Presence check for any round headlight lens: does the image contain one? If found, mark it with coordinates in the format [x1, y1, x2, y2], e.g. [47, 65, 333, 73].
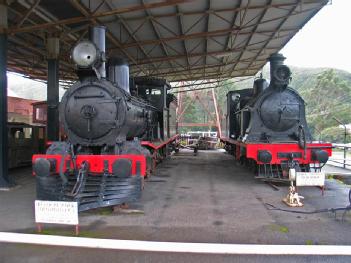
[273, 65, 291, 83]
[72, 41, 98, 68]
[231, 93, 240, 102]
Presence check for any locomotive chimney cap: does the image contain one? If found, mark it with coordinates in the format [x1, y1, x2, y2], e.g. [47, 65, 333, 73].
[268, 53, 286, 62]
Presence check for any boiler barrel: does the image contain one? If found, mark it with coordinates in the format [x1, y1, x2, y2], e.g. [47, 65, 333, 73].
[60, 79, 157, 146]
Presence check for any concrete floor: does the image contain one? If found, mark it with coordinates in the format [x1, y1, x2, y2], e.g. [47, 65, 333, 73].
[0, 150, 351, 262]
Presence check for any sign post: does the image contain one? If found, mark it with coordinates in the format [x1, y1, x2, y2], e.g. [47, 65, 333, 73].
[283, 169, 325, 207]
[296, 172, 325, 186]
[35, 200, 79, 235]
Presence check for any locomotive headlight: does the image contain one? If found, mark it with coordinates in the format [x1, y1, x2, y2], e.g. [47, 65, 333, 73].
[312, 149, 329, 163]
[257, 150, 272, 164]
[231, 93, 240, 102]
[273, 65, 291, 83]
[71, 40, 99, 68]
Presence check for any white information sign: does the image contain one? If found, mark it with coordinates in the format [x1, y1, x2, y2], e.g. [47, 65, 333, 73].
[35, 200, 79, 225]
[296, 172, 325, 186]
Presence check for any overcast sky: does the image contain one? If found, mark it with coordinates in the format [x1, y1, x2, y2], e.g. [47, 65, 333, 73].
[282, 0, 350, 72]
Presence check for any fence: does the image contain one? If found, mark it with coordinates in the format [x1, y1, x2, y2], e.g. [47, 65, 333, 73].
[328, 144, 351, 169]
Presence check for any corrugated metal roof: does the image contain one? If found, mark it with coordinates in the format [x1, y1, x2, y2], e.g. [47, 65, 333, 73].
[5, 0, 328, 83]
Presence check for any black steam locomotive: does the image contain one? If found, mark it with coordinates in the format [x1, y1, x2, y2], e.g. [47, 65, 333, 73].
[33, 26, 178, 211]
[221, 53, 332, 179]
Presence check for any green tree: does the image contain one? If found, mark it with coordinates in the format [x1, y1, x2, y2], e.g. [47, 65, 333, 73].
[180, 94, 210, 133]
[215, 79, 239, 117]
[302, 69, 351, 141]
[320, 126, 350, 143]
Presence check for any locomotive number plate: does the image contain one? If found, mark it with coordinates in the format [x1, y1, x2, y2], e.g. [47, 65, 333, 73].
[296, 172, 325, 186]
[35, 200, 79, 225]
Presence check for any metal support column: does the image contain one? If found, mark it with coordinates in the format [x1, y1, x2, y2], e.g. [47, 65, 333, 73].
[0, 3, 12, 188]
[343, 127, 347, 169]
[211, 88, 221, 138]
[47, 38, 60, 141]
[333, 117, 348, 169]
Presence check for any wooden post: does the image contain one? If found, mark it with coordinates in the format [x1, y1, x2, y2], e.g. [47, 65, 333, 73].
[75, 225, 79, 236]
[37, 223, 42, 233]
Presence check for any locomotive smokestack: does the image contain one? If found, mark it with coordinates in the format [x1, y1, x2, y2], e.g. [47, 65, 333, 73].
[108, 57, 130, 93]
[268, 53, 291, 87]
[269, 53, 286, 83]
[89, 26, 106, 78]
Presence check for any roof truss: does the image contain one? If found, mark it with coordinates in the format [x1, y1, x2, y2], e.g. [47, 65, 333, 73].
[4, 0, 328, 83]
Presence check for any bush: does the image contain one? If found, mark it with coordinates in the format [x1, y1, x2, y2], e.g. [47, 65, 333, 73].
[320, 126, 350, 143]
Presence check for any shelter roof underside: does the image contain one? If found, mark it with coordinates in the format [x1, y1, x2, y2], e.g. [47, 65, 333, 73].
[5, 0, 328, 83]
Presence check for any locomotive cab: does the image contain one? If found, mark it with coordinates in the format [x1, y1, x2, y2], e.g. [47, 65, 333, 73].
[134, 77, 177, 140]
[226, 77, 268, 141]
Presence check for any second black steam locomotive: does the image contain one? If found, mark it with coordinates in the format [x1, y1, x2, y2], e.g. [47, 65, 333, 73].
[221, 53, 332, 179]
[33, 26, 178, 211]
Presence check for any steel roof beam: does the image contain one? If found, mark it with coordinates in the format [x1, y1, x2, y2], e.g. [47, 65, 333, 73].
[115, 26, 299, 49]
[69, 0, 147, 75]
[144, 57, 267, 78]
[4, 0, 329, 82]
[132, 36, 288, 65]
[204, 0, 211, 75]
[141, 0, 181, 73]
[103, 1, 160, 73]
[229, 0, 272, 76]
[15, 0, 41, 28]
[172, 79, 227, 89]
[242, 4, 300, 76]
[15, 0, 80, 43]
[176, 6, 190, 71]
[243, 2, 326, 75]
[102, 1, 326, 22]
[227, 3, 326, 77]
[169, 70, 254, 82]
[8, 36, 73, 68]
[172, 76, 254, 93]
[170, 70, 256, 82]
[156, 67, 260, 80]
[220, 0, 241, 73]
[8, 0, 191, 34]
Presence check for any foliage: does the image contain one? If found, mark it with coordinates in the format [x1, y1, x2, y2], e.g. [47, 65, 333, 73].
[320, 126, 350, 143]
[179, 93, 215, 133]
[215, 79, 239, 115]
[179, 79, 242, 134]
[298, 69, 351, 141]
